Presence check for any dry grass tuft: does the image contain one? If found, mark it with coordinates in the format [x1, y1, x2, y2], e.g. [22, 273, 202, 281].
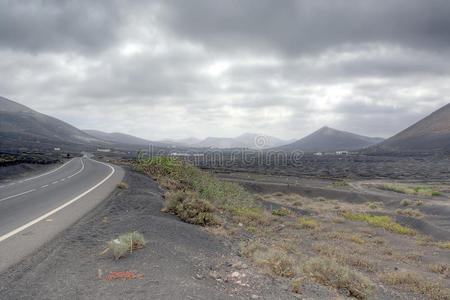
[116, 182, 129, 190]
[312, 242, 377, 273]
[164, 191, 221, 226]
[107, 232, 146, 260]
[428, 263, 450, 278]
[298, 218, 320, 229]
[303, 257, 375, 300]
[381, 270, 450, 300]
[395, 208, 423, 218]
[242, 241, 298, 278]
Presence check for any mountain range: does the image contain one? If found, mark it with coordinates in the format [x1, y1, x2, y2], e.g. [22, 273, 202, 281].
[1, 96, 449, 154]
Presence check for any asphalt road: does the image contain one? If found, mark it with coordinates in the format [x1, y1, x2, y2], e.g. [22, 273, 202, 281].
[0, 157, 124, 271]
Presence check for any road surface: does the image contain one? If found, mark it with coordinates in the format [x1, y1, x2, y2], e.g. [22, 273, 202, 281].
[0, 156, 124, 271]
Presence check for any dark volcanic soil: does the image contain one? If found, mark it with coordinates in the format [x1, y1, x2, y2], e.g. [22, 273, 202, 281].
[0, 162, 60, 182]
[0, 167, 298, 300]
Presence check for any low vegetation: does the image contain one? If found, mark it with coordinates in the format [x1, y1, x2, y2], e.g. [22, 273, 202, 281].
[383, 184, 442, 197]
[117, 182, 129, 189]
[107, 232, 147, 260]
[135, 156, 258, 225]
[342, 211, 415, 235]
[303, 257, 375, 300]
[133, 156, 448, 299]
[298, 218, 319, 229]
[395, 208, 423, 218]
[380, 270, 450, 300]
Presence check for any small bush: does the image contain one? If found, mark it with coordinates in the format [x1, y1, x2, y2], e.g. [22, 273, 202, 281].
[342, 211, 415, 235]
[164, 191, 220, 226]
[117, 182, 129, 190]
[381, 270, 450, 300]
[316, 196, 326, 202]
[333, 181, 350, 188]
[366, 201, 384, 209]
[438, 241, 450, 249]
[298, 218, 319, 229]
[303, 257, 375, 299]
[107, 232, 147, 260]
[247, 226, 257, 233]
[253, 248, 298, 278]
[233, 207, 270, 226]
[400, 199, 412, 206]
[396, 208, 423, 218]
[428, 263, 449, 277]
[272, 206, 291, 216]
[241, 241, 267, 258]
[312, 242, 376, 273]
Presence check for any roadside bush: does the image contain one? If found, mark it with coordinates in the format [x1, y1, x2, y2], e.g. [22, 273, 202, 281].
[303, 257, 375, 300]
[107, 232, 147, 260]
[136, 156, 255, 212]
[164, 191, 220, 226]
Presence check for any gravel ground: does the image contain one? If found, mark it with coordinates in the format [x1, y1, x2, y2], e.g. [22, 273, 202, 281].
[0, 167, 300, 300]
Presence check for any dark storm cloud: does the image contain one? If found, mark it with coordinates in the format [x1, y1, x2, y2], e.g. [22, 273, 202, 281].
[161, 0, 450, 56]
[0, 0, 124, 54]
[1, 0, 449, 140]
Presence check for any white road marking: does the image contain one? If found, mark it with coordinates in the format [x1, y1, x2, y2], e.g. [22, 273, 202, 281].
[0, 159, 115, 243]
[66, 159, 85, 179]
[40, 185, 49, 189]
[0, 189, 36, 203]
[51, 181, 58, 185]
[0, 159, 74, 189]
[60, 179, 65, 182]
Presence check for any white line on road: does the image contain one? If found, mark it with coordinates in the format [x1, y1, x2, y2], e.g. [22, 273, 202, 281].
[0, 159, 115, 243]
[40, 185, 49, 188]
[0, 189, 36, 203]
[51, 181, 58, 184]
[66, 159, 85, 179]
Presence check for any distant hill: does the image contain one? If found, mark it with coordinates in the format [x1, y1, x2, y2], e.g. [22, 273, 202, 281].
[277, 126, 384, 152]
[192, 133, 289, 149]
[194, 137, 247, 149]
[0, 96, 105, 151]
[234, 133, 289, 149]
[84, 130, 150, 146]
[369, 103, 450, 154]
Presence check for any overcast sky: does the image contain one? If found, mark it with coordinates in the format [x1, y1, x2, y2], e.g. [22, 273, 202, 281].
[1, 0, 449, 140]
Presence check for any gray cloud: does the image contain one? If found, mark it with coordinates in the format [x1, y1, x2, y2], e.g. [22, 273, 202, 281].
[0, 0, 449, 141]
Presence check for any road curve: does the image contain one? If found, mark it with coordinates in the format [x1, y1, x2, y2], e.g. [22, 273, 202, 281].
[0, 157, 124, 272]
